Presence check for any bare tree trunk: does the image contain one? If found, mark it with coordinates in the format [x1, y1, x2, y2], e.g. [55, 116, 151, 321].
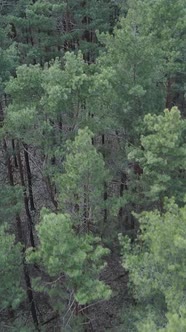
[17, 143, 35, 248]
[23, 143, 35, 211]
[83, 187, 90, 233]
[102, 134, 108, 224]
[103, 182, 108, 224]
[166, 77, 173, 109]
[45, 175, 58, 209]
[3, 139, 39, 330]
[12, 139, 18, 168]
[118, 172, 127, 227]
[23, 262, 40, 330]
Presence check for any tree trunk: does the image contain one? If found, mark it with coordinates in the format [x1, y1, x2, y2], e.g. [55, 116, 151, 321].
[102, 134, 108, 224]
[3, 139, 39, 330]
[23, 143, 35, 211]
[17, 143, 35, 248]
[103, 182, 108, 224]
[23, 262, 40, 330]
[166, 77, 173, 109]
[45, 175, 58, 209]
[12, 139, 18, 168]
[118, 172, 127, 227]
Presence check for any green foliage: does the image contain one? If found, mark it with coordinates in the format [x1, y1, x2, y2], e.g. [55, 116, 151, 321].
[3, 319, 35, 332]
[120, 199, 186, 330]
[41, 52, 89, 128]
[0, 43, 18, 97]
[90, 0, 166, 138]
[1, 0, 118, 64]
[0, 185, 22, 224]
[4, 63, 43, 144]
[144, 0, 186, 74]
[159, 311, 186, 332]
[4, 52, 90, 148]
[27, 211, 111, 305]
[0, 224, 25, 310]
[128, 107, 186, 205]
[56, 127, 109, 229]
[0, 0, 185, 328]
[138, 310, 186, 332]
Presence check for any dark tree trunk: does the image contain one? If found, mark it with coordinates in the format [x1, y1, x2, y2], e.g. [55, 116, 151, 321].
[3, 139, 39, 330]
[17, 144, 35, 248]
[3, 139, 14, 185]
[166, 77, 173, 109]
[23, 143, 35, 211]
[12, 139, 18, 168]
[23, 262, 40, 330]
[45, 175, 58, 209]
[118, 172, 128, 224]
[58, 114, 63, 143]
[103, 182, 108, 224]
[102, 134, 108, 224]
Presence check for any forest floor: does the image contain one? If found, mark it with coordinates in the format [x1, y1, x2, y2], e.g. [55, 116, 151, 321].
[88, 252, 130, 331]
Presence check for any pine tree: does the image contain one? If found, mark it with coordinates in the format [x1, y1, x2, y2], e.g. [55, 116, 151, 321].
[27, 211, 111, 307]
[1, 0, 119, 65]
[56, 127, 109, 233]
[25, 127, 111, 327]
[128, 107, 186, 208]
[0, 224, 25, 311]
[143, 0, 186, 114]
[119, 199, 186, 331]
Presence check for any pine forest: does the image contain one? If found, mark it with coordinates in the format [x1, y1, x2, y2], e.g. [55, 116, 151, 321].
[0, 0, 186, 331]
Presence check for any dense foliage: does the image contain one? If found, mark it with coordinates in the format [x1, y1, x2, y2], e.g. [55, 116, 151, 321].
[0, 0, 185, 330]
